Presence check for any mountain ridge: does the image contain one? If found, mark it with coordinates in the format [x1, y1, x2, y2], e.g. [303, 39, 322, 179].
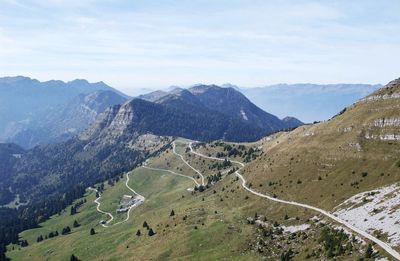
[0, 76, 129, 148]
[138, 84, 302, 133]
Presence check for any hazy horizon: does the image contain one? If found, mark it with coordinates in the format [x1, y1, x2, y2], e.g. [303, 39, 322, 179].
[1, 0, 399, 94]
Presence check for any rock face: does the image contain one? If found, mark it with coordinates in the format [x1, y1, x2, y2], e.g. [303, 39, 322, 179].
[359, 78, 400, 103]
[372, 118, 400, 127]
[81, 97, 269, 143]
[0, 77, 127, 148]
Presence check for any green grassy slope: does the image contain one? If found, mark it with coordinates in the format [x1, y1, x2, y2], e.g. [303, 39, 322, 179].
[241, 80, 400, 210]
[7, 138, 380, 260]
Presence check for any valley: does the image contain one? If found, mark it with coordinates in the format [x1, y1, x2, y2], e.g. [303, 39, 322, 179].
[7, 139, 399, 260]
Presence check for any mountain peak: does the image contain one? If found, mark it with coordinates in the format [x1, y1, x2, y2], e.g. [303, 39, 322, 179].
[281, 116, 304, 128]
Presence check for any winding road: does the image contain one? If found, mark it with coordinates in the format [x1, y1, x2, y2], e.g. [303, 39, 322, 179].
[89, 172, 145, 227]
[173, 141, 205, 186]
[188, 142, 400, 260]
[88, 187, 114, 227]
[143, 165, 200, 187]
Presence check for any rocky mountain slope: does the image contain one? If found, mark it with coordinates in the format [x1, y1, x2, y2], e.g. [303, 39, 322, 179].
[6, 90, 127, 148]
[0, 76, 128, 148]
[81, 98, 265, 143]
[241, 78, 400, 217]
[138, 84, 302, 136]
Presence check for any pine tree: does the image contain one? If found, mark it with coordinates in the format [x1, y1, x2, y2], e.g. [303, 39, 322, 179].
[365, 243, 374, 258]
[70, 206, 76, 215]
[36, 235, 44, 242]
[73, 220, 80, 228]
[70, 254, 80, 261]
[136, 229, 141, 236]
[170, 210, 175, 217]
[90, 228, 96, 235]
[20, 240, 28, 247]
[148, 228, 155, 236]
[62, 226, 71, 235]
[143, 221, 149, 229]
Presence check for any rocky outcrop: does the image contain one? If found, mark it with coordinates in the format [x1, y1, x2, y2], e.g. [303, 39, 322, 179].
[360, 93, 400, 103]
[365, 132, 400, 141]
[359, 79, 400, 103]
[371, 117, 400, 127]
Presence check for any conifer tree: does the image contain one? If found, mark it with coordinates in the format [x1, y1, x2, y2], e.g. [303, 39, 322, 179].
[70, 254, 80, 261]
[143, 221, 149, 229]
[73, 220, 80, 228]
[148, 228, 155, 236]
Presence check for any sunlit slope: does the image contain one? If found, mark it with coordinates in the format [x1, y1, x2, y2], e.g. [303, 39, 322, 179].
[242, 78, 400, 209]
[7, 138, 382, 260]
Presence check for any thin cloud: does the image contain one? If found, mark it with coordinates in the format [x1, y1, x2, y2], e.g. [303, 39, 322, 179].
[0, 0, 399, 93]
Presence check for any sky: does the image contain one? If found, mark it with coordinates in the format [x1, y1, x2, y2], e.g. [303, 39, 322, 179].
[0, 0, 399, 95]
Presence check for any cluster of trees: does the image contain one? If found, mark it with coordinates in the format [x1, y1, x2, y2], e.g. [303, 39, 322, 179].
[107, 173, 124, 186]
[213, 143, 260, 162]
[280, 249, 295, 261]
[318, 227, 351, 258]
[36, 219, 82, 244]
[206, 172, 222, 186]
[0, 144, 25, 205]
[36, 230, 59, 242]
[209, 159, 231, 170]
[140, 221, 155, 236]
[0, 194, 87, 258]
[193, 185, 205, 193]
[61, 226, 71, 235]
[70, 199, 86, 215]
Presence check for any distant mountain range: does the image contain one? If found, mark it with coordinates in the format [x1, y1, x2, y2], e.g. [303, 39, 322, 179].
[237, 83, 382, 123]
[0, 77, 381, 149]
[0, 76, 128, 148]
[0, 77, 307, 148]
[135, 85, 300, 141]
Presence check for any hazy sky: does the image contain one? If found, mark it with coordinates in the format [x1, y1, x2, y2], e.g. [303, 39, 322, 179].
[0, 0, 399, 95]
